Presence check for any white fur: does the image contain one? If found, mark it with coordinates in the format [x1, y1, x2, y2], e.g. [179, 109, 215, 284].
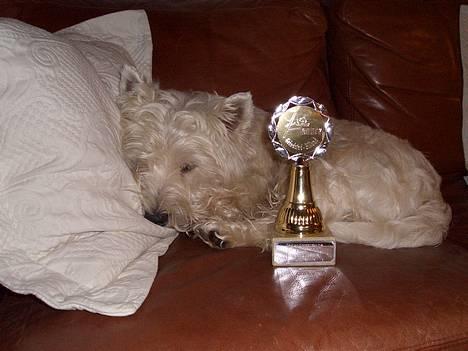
[117, 65, 451, 250]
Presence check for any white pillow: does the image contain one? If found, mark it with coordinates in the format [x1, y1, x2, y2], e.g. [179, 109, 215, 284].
[56, 10, 153, 98]
[460, 5, 468, 183]
[0, 14, 177, 316]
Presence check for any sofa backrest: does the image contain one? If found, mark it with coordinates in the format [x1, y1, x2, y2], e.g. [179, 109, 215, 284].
[3, 0, 465, 176]
[326, 0, 466, 176]
[0, 0, 334, 113]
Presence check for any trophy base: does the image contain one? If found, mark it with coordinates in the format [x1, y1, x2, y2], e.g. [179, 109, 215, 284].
[272, 236, 336, 267]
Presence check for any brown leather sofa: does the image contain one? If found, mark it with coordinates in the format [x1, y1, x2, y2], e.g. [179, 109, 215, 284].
[1, 0, 467, 350]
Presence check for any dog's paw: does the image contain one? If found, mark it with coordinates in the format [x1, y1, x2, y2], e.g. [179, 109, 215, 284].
[186, 229, 230, 249]
[206, 230, 228, 249]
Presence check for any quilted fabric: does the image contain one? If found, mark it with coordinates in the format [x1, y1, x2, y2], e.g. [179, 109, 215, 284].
[0, 16, 177, 316]
[56, 10, 153, 98]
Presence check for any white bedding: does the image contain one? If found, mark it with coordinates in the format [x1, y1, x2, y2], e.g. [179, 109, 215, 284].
[0, 11, 177, 316]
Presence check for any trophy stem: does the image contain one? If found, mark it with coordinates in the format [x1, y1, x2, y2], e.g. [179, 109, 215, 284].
[275, 158, 324, 237]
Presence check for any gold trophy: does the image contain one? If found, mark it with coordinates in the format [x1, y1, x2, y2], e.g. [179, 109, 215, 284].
[268, 96, 336, 267]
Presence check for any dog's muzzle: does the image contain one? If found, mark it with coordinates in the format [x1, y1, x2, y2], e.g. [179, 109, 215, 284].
[144, 211, 169, 226]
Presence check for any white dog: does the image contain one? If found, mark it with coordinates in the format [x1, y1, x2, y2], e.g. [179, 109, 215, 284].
[117, 65, 451, 250]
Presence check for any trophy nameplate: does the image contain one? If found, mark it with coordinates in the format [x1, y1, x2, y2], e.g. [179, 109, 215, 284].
[268, 96, 336, 267]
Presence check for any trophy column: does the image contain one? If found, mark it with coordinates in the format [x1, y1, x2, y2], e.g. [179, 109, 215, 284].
[268, 96, 336, 267]
[275, 158, 323, 236]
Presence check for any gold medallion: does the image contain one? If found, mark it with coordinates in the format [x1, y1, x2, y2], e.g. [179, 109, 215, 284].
[276, 106, 325, 156]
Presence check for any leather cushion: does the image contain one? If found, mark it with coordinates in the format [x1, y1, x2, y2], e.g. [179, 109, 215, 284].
[0, 0, 335, 113]
[326, 0, 466, 176]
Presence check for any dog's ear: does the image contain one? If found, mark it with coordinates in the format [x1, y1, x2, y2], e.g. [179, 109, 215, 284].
[222, 92, 255, 134]
[119, 64, 145, 95]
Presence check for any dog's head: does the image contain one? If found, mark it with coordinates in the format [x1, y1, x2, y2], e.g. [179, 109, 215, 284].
[117, 65, 259, 231]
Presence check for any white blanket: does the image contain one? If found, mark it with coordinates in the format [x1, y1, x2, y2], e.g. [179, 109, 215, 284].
[0, 11, 177, 316]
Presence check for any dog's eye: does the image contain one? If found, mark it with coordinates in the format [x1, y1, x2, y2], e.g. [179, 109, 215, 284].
[180, 163, 196, 174]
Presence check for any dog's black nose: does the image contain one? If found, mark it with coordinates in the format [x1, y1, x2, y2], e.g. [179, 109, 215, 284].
[144, 211, 169, 226]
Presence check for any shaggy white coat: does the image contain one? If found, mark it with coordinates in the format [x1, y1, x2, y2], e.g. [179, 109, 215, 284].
[118, 66, 451, 249]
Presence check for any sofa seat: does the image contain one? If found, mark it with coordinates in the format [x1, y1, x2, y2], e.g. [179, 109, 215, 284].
[1, 177, 467, 350]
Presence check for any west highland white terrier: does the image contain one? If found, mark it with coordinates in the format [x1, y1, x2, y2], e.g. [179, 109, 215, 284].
[117, 65, 451, 250]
